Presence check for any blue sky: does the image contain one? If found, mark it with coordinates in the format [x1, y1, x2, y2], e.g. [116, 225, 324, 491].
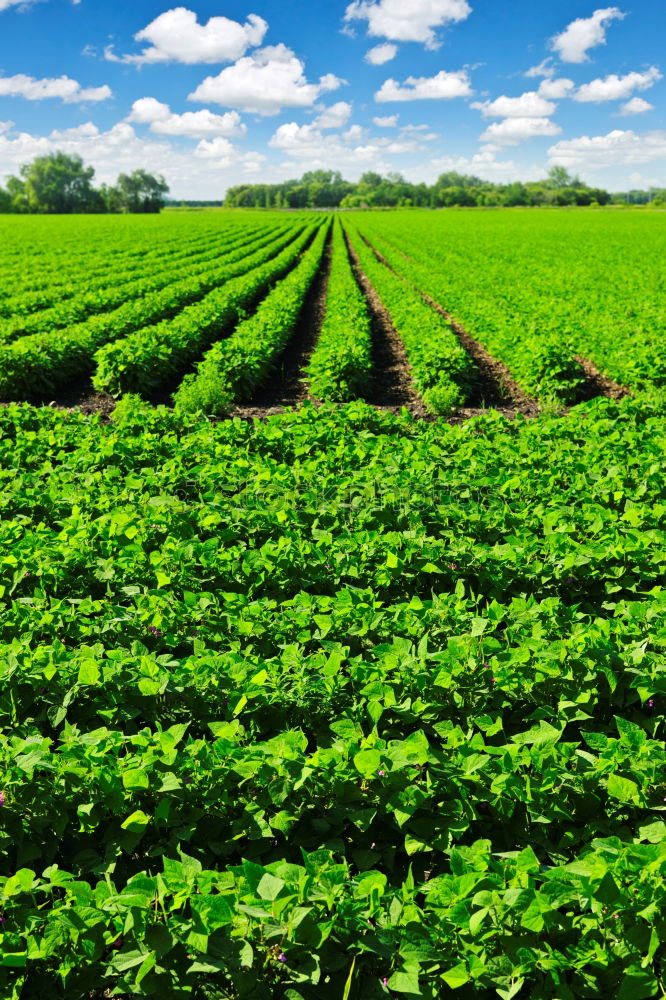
[0, 0, 664, 197]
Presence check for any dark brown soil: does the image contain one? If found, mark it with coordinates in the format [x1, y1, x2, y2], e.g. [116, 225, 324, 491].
[343, 228, 430, 419]
[574, 355, 631, 402]
[358, 233, 539, 418]
[229, 231, 332, 420]
[47, 380, 116, 420]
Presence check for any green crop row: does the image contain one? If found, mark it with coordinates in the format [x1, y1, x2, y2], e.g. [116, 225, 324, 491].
[0, 223, 270, 334]
[360, 227, 585, 405]
[305, 219, 373, 402]
[0, 391, 664, 998]
[0, 217, 230, 299]
[353, 211, 666, 395]
[0, 224, 304, 401]
[174, 221, 330, 413]
[345, 224, 475, 414]
[93, 222, 322, 397]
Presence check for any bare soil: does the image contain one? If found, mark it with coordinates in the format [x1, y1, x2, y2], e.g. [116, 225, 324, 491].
[48, 380, 116, 420]
[358, 233, 540, 419]
[343, 229, 430, 419]
[229, 229, 333, 420]
[574, 355, 631, 402]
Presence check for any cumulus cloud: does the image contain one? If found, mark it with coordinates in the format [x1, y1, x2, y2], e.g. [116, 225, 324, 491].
[344, 0, 471, 49]
[480, 117, 562, 146]
[0, 121, 14, 133]
[551, 7, 625, 63]
[193, 136, 235, 166]
[188, 44, 344, 116]
[365, 43, 398, 65]
[376, 69, 472, 102]
[402, 149, 543, 185]
[538, 77, 575, 99]
[373, 114, 399, 126]
[127, 98, 246, 139]
[472, 91, 556, 119]
[105, 7, 267, 65]
[619, 97, 654, 115]
[269, 121, 390, 173]
[0, 120, 268, 197]
[314, 102, 353, 128]
[548, 129, 666, 168]
[0, 73, 111, 103]
[525, 58, 555, 79]
[574, 67, 662, 102]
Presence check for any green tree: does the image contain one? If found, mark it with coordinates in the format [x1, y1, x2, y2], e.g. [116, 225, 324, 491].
[112, 169, 169, 213]
[18, 152, 100, 213]
[547, 166, 581, 190]
[5, 175, 28, 213]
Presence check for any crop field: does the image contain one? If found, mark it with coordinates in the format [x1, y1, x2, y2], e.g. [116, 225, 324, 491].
[0, 209, 665, 1000]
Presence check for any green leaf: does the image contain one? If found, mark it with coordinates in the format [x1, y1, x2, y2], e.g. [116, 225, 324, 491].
[122, 768, 149, 791]
[441, 964, 469, 989]
[121, 810, 151, 833]
[616, 965, 658, 1000]
[77, 659, 100, 685]
[353, 749, 382, 778]
[190, 894, 234, 932]
[607, 774, 640, 803]
[256, 873, 285, 900]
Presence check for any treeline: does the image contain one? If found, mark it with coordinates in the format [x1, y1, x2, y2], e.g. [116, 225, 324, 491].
[0, 153, 170, 214]
[225, 167, 616, 209]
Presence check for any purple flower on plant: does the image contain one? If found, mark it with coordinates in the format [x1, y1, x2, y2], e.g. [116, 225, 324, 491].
[383, 978, 389, 987]
[0, 915, 5, 924]
[648, 700, 654, 708]
[278, 952, 287, 964]
[377, 770, 385, 777]
[24, 572, 31, 578]
[148, 626, 163, 636]
[0, 792, 5, 807]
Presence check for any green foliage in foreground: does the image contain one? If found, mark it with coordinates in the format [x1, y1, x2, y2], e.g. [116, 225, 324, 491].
[0, 394, 665, 998]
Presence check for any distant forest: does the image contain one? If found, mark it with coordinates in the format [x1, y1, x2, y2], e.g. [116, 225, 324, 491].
[224, 167, 666, 210]
[0, 153, 169, 214]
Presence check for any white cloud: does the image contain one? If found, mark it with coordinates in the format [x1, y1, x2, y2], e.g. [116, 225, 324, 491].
[373, 114, 399, 126]
[0, 121, 14, 133]
[376, 69, 472, 102]
[480, 117, 562, 146]
[269, 121, 390, 173]
[188, 44, 344, 116]
[472, 91, 556, 118]
[402, 149, 543, 184]
[551, 7, 625, 63]
[0, 74, 111, 103]
[548, 129, 666, 168]
[194, 136, 235, 167]
[574, 67, 662, 102]
[343, 124, 366, 141]
[0, 120, 271, 199]
[344, 0, 471, 49]
[538, 77, 575, 99]
[127, 97, 246, 139]
[314, 101, 353, 128]
[619, 97, 653, 115]
[525, 58, 555, 79]
[365, 43, 398, 65]
[106, 7, 267, 66]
